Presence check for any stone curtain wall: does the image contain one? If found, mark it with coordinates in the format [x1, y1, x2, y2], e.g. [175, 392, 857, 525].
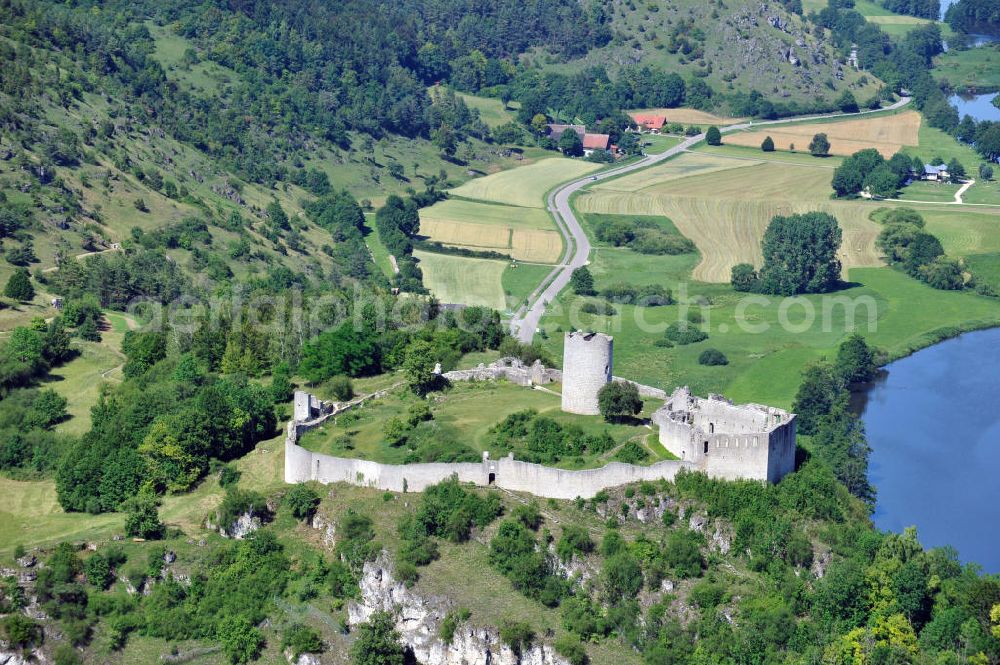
[284, 388, 693, 499]
[441, 358, 562, 386]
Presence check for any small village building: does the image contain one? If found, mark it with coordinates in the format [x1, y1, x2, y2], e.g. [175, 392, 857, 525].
[582, 133, 611, 155]
[546, 124, 585, 142]
[630, 113, 666, 133]
[923, 164, 949, 181]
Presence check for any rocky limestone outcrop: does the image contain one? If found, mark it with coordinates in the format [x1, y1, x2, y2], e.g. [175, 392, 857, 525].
[349, 554, 569, 665]
[207, 510, 264, 539]
[286, 651, 321, 665]
[0, 648, 47, 665]
[311, 513, 337, 549]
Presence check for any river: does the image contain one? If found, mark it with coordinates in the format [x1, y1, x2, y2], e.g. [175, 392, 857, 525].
[949, 91, 1000, 122]
[855, 327, 1000, 572]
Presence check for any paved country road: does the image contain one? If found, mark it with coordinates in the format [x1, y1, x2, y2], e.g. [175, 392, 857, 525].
[509, 97, 913, 343]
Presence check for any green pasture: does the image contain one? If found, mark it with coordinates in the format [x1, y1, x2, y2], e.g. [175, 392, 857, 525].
[899, 180, 962, 202]
[900, 123, 984, 174]
[454, 91, 518, 127]
[934, 46, 1000, 90]
[642, 134, 684, 155]
[297, 380, 670, 468]
[363, 213, 396, 279]
[503, 262, 558, 310]
[693, 142, 845, 168]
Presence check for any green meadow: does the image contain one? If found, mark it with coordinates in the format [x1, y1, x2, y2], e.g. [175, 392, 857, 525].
[297, 380, 671, 468]
[934, 46, 1000, 91]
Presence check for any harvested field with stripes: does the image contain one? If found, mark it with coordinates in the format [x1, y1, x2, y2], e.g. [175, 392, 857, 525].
[578, 155, 883, 282]
[414, 250, 509, 310]
[629, 107, 745, 125]
[448, 157, 600, 208]
[419, 219, 563, 263]
[722, 110, 922, 157]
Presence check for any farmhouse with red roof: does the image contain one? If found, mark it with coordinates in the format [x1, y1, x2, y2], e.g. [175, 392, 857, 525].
[630, 113, 666, 133]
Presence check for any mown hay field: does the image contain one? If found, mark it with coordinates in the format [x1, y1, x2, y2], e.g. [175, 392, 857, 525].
[448, 157, 600, 208]
[722, 110, 922, 157]
[414, 250, 509, 310]
[578, 156, 883, 282]
[420, 219, 563, 263]
[920, 208, 1000, 257]
[420, 198, 554, 230]
[595, 153, 762, 192]
[629, 107, 745, 125]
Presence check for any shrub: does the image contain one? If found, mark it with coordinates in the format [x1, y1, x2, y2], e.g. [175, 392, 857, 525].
[123, 492, 163, 540]
[84, 550, 120, 589]
[664, 528, 704, 577]
[512, 502, 543, 530]
[219, 464, 241, 488]
[285, 484, 321, 521]
[439, 608, 471, 644]
[2, 613, 41, 648]
[730, 263, 759, 292]
[597, 381, 643, 422]
[698, 349, 728, 366]
[219, 615, 264, 664]
[689, 579, 726, 608]
[327, 375, 354, 402]
[580, 301, 617, 316]
[282, 624, 324, 659]
[554, 635, 589, 665]
[614, 441, 648, 464]
[499, 619, 535, 655]
[4, 268, 34, 301]
[761, 136, 775, 152]
[664, 323, 707, 345]
[215, 488, 269, 533]
[557, 525, 594, 562]
[351, 612, 406, 665]
[570, 267, 596, 295]
[53, 645, 82, 665]
[809, 133, 831, 157]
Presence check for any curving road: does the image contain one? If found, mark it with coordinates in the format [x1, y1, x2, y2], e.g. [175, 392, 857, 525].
[510, 97, 912, 343]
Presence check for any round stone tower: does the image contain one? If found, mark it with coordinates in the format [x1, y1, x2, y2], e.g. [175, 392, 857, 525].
[561, 332, 613, 415]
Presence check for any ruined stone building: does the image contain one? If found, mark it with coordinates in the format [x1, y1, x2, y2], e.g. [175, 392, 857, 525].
[652, 387, 796, 483]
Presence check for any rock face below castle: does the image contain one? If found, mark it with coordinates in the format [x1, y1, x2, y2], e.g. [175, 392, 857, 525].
[652, 387, 796, 483]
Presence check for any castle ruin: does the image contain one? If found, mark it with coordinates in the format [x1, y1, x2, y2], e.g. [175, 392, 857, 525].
[560, 332, 613, 415]
[652, 387, 796, 483]
[283, 333, 797, 497]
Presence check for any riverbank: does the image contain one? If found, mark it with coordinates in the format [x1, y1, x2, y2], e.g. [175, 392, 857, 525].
[858, 326, 1000, 572]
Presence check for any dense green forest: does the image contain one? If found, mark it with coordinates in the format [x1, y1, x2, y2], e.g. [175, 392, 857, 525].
[946, 0, 1000, 36]
[881, 0, 940, 20]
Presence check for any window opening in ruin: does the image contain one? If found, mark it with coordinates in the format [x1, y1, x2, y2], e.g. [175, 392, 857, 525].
[488, 472, 496, 484]
[709, 422, 714, 434]
[703, 440, 709, 454]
